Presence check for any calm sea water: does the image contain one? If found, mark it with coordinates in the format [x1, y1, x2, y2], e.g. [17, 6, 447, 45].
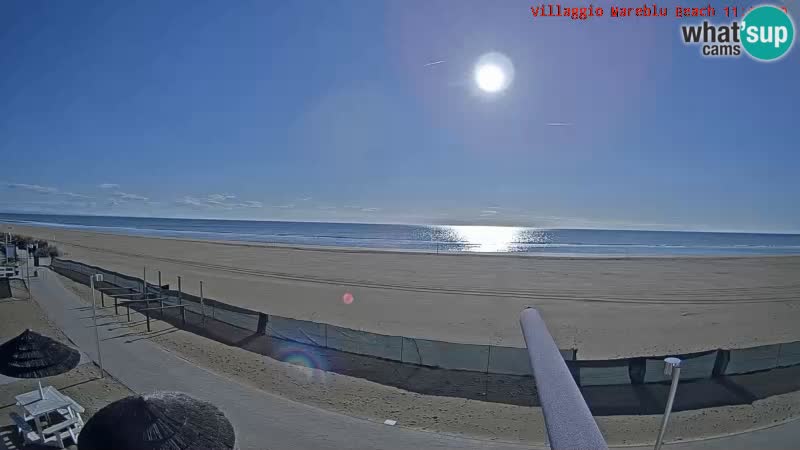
[2, 213, 800, 256]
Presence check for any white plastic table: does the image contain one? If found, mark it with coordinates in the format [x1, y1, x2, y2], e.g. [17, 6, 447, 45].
[15, 386, 73, 436]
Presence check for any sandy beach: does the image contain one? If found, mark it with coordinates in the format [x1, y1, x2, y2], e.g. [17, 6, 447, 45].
[11, 224, 800, 359]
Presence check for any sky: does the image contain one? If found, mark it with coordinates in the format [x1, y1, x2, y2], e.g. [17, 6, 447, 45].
[1, 0, 798, 232]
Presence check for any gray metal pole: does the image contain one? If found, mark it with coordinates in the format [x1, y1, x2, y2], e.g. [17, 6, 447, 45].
[654, 358, 682, 450]
[200, 281, 205, 327]
[520, 308, 607, 450]
[178, 276, 185, 324]
[90, 275, 104, 378]
[142, 266, 147, 300]
[26, 248, 32, 299]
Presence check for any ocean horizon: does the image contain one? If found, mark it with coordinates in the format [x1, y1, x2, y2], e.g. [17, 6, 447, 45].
[2, 212, 800, 256]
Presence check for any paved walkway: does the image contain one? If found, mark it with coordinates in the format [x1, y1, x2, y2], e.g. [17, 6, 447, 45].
[29, 268, 534, 450]
[629, 419, 800, 450]
[28, 268, 800, 450]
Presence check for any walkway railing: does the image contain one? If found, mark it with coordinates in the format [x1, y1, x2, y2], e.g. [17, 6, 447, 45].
[520, 307, 608, 449]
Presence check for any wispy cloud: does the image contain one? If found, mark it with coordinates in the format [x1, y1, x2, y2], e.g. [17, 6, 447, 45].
[361, 207, 380, 212]
[6, 183, 93, 199]
[7, 183, 58, 194]
[176, 196, 204, 207]
[272, 204, 295, 209]
[424, 60, 446, 67]
[112, 191, 148, 201]
[480, 209, 499, 217]
[298, 197, 312, 202]
[63, 191, 92, 199]
[208, 193, 236, 202]
[98, 183, 120, 189]
[176, 194, 262, 210]
[546, 122, 573, 127]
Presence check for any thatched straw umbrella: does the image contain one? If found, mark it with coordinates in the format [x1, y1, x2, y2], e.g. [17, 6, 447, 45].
[0, 329, 80, 396]
[79, 391, 236, 450]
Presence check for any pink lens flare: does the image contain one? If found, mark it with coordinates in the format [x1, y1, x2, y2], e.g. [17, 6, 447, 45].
[342, 292, 354, 304]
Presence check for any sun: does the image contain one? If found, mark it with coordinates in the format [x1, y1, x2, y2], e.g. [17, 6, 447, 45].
[475, 64, 506, 92]
[473, 52, 514, 94]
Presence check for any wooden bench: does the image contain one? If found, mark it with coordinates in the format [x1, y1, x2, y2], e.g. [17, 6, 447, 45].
[9, 411, 40, 444]
[41, 416, 80, 449]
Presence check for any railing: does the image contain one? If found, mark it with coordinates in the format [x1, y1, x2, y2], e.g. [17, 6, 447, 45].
[520, 307, 608, 450]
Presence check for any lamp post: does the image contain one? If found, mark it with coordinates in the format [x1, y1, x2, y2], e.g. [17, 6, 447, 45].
[654, 357, 682, 450]
[90, 274, 105, 378]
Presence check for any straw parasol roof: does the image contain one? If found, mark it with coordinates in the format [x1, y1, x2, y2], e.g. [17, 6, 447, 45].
[0, 329, 80, 378]
[79, 391, 236, 450]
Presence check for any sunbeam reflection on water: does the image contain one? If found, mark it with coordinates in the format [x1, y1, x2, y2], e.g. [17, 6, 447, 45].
[435, 226, 549, 252]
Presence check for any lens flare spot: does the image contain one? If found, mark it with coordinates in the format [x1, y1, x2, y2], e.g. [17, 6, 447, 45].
[275, 343, 330, 382]
[342, 292, 354, 304]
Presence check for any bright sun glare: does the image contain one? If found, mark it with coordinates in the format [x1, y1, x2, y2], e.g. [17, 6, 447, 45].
[475, 64, 505, 93]
[473, 52, 514, 94]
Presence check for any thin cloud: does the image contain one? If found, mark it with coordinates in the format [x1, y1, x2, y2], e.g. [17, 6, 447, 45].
[7, 183, 58, 194]
[176, 194, 262, 210]
[298, 197, 313, 201]
[98, 183, 120, 189]
[176, 196, 205, 207]
[480, 209, 499, 216]
[236, 200, 263, 208]
[63, 191, 92, 199]
[272, 204, 295, 209]
[546, 122, 573, 127]
[208, 193, 236, 202]
[6, 183, 92, 199]
[112, 191, 149, 201]
[424, 60, 446, 67]
[361, 207, 380, 212]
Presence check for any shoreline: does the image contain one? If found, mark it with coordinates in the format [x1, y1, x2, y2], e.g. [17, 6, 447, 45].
[6, 221, 800, 260]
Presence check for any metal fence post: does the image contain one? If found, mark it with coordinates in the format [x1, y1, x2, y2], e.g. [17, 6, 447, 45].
[200, 280, 205, 327]
[101, 291, 105, 308]
[178, 276, 185, 325]
[115, 297, 118, 315]
[146, 308, 151, 332]
[126, 304, 131, 322]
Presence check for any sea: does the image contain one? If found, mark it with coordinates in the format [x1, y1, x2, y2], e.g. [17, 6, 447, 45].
[2, 213, 800, 257]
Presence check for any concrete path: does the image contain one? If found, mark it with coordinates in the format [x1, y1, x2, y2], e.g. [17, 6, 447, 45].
[629, 419, 800, 450]
[29, 268, 535, 450]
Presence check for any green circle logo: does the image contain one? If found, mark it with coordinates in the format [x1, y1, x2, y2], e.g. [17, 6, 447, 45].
[741, 5, 795, 61]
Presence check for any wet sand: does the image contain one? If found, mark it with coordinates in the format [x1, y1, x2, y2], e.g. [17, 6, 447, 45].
[12, 224, 800, 359]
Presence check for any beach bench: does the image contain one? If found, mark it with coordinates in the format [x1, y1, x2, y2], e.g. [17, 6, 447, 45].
[41, 416, 80, 449]
[57, 394, 85, 426]
[9, 411, 40, 445]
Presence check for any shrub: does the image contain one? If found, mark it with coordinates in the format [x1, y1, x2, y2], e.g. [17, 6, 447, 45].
[12, 235, 33, 249]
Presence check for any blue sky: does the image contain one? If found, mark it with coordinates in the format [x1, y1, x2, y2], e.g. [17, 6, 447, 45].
[1, 0, 798, 232]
